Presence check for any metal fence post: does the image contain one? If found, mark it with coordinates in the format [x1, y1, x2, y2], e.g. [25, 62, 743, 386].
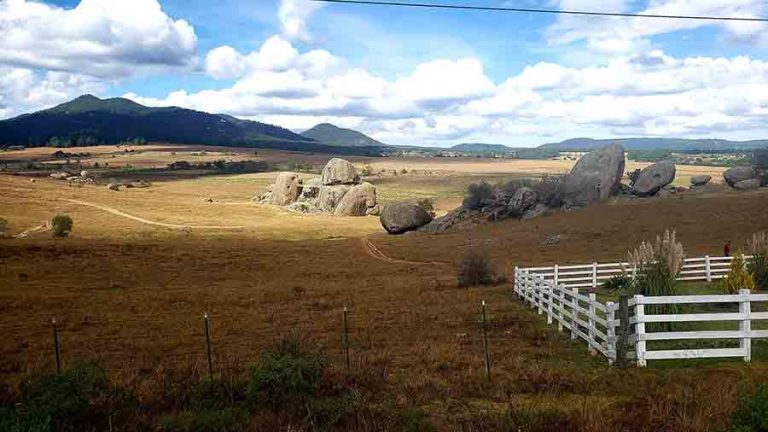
[571, 288, 579, 340]
[740, 289, 752, 362]
[588, 293, 597, 355]
[634, 295, 647, 367]
[606, 301, 616, 365]
[52, 318, 61, 374]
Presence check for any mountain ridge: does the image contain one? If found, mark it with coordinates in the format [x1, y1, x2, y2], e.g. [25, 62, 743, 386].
[301, 123, 387, 147]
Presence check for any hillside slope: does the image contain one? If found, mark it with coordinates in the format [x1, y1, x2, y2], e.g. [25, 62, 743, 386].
[301, 123, 387, 147]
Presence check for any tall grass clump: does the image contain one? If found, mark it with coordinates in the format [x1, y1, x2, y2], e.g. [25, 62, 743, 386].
[747, 231, 768, 291]
[51, 215, 73, 238]
[729, 384, 768, 432]
[721, 253, 756, 294]
[627, 229, 684, 329]
[458, 248, 501, 288]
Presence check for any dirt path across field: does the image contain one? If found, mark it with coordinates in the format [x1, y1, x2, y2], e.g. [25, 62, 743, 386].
[13, 222, 49, 238]
[63, 199, 247, 230]
[361, 237, 451, 266]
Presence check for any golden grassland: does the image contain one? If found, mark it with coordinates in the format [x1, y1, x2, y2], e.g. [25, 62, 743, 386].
[0, 147, 767, 430]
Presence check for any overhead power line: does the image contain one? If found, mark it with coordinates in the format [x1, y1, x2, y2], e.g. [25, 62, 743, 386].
[311, 0, 768, 22]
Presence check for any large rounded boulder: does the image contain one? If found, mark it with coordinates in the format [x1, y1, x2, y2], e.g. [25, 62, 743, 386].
[321, 158, 359, 185]
[380, 202, 433, 234]
[267, 172, 302, 206]
[632, 160, 676, 196]
[563, 143, 626, 206]
[734, 179, 760, 191]
[334, 182, 379, 216]
[724, 166, 756, 187]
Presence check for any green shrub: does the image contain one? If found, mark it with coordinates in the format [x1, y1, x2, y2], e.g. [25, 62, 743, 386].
[458, 248, 500, 288]
[603, 274, 632, 292]
[158, 408, 250, 432]
[17, 363, 119, 431]
[748, 254, 768, 292]
[730, 384, 768, 432]
[531, 174, 565, 209]
[0, 406, 51, 432]
[722, 254, 756, 294]
[463, 182, 494, 210]
[51, 215, 73, 238]
[246, 335, 325, 408]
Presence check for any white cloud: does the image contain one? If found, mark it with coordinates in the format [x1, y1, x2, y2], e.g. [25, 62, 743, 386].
[278, 0, 325, 42]
[0, 0, 197, 78]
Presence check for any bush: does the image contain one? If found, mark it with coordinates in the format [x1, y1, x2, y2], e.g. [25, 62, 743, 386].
[0, 217, 8, 239]
[531, 174, 565, 208]
[158, 408, 250, 432]
[360, 165, 374, 176]
[246, 334, 325, 408]
[721, 254, 756, 294]
[603, 275, 632, 292]
[730, 384, 768, 432]
[458, 248, 500, 288]
[463, 182, 494, 210]
[51, 215, 73, 238]
[417, 198, 435, 217]
[748, 232, 768, 291]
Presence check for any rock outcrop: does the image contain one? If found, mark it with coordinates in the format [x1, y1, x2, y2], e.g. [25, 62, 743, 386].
[380, 202, 433, 234]
[267, 172, 303, 206]
[632, 160, 676, 196]
[563, 143, 625, 206]
[256, 158, 379, 217]
[724, 166, 757, 187]
[322, 158, 359, 185]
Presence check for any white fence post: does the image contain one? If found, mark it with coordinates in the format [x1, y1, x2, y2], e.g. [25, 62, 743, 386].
[740, 289, 752, 362]
[571, 288, 579, 340]
[588, 293, 596, 355]
[513, 267, 519, 296]
[606, 301, 616, 365]
[546, 282, 553, 325]
[536, 277, 544, 315]
[592, 262, 598, 288]
[705, 256, 712, 282]
[553, 264, 559, 286]
[634, 295, 646, 367]
[558, 287, 565, 332]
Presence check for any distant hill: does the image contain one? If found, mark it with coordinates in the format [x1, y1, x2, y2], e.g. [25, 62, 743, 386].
[541, 137, 768, 151]
[0, 95, 386, 155]
[301, 123, 387, 147]
[449, 143, 516, 153]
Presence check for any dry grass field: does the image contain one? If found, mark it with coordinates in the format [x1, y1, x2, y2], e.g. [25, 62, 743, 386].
[1, 146, 767, 430]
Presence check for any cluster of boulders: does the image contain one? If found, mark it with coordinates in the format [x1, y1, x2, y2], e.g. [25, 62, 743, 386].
[255, 158, 381, 216]
[723, 166, 762, 191]
[50, 170, 96, 186]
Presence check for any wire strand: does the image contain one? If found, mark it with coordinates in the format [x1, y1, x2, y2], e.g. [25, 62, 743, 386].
[311, 0, 768, 22]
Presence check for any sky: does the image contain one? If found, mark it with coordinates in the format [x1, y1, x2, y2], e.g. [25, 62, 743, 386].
[1, 0, 768, 147]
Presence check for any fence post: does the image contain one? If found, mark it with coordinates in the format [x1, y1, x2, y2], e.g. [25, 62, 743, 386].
[536, 277, 544, 315]
[588, 293, 597, 355]
[634, 295, 647, 367]
[616, 295, 630, 368]
[546, 282, 554, 325]
[513, 267, 519, 297]
[606, 301, 616, 365]
[740, 289, 752, 362]
[51, 318, 61, 374]
[204, 313, 213, 380]
[343, 306, 351, 370]
[553, 264, 559, 286]
[705, 255, 712, 282]
[558, 287, 565, 332]
[592, 262, 598, 288]
[481, 301, 491, 382]
[571, 288, 579, 340]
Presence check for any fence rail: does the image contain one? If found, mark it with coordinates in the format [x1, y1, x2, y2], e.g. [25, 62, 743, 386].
[514, 255, 766, 366]
[524, 255, 752, 289]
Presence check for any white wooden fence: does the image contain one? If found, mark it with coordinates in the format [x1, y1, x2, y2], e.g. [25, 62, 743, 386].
[514, 257, 768, 366]
[524, 255, 753, 289]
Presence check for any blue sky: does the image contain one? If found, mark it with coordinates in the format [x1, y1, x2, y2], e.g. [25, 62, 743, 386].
[1, 0, 768, 146]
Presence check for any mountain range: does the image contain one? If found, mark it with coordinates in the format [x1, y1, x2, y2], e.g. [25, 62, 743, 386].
[1, 95, 767, 154]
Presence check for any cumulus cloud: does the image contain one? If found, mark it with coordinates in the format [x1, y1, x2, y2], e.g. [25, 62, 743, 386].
[0, 0, 197, 78]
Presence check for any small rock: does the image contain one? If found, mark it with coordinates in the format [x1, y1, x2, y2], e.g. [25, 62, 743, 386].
[690, 175, 711, 186]
[734, 178, 761, 191]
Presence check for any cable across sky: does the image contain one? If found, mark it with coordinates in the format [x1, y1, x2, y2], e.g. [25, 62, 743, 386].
[310, 0, 768, 22]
